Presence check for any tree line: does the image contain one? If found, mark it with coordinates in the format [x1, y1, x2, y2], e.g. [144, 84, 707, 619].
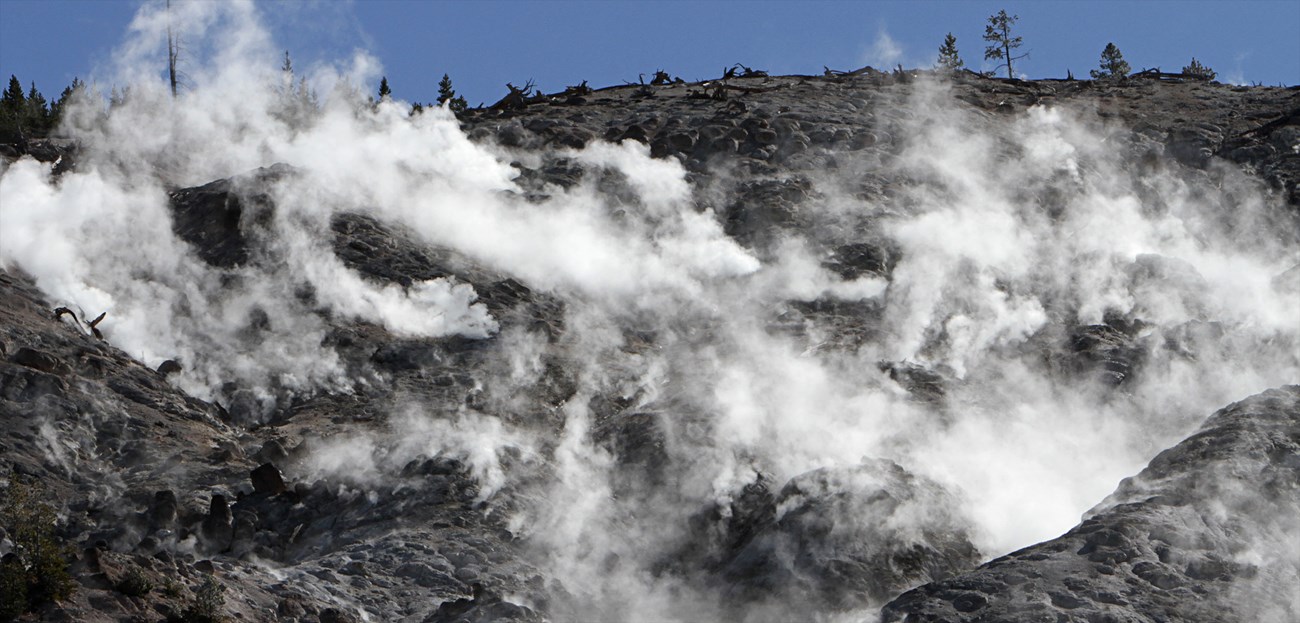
[0, 55, 474, 143]
[0, 14, 1232, 145]
[936, 10, 1218, 81]
[0, 75, 86, 142]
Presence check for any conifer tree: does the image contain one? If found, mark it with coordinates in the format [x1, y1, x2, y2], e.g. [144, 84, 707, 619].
[51, 77, 85, 121]
[1090, 43, 1131, 79]
[1, 76, 28, 140]
[937, 33, 964, 70]
[437, 74, 468, 113]
[378, 76, 392, 100]
[1182, 57, 1216, 80]
[1, 76, 24, 115]
[275, 52, 318, 128]
[983, 10, 1027, 79]
[25, 81, 50, 132]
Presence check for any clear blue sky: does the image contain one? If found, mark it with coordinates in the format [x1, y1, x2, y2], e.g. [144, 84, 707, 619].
[1, 0, 1297, 107]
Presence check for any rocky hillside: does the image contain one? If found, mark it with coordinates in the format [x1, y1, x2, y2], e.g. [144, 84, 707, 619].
[1, 68, 1298, 623]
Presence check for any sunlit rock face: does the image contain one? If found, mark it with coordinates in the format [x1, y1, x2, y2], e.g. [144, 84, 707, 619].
[2, 6, 1299, 622]
[882, 386, 1300, 623]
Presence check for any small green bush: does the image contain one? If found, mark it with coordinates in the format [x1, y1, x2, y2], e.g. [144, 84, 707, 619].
[178, 576, 227, 623]
[116, 566, 154, 597]
[1182, 57, 1217, 80]
[162, 578, 185, 599]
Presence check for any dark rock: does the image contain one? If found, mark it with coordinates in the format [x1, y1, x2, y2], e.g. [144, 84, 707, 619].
[826, 241, 898, 279]
[201, 494, 233, 548]
[253, 439, 289, 465]
[12, 347, 71, 376]
[319, 607, 359, 623]
[150, 490, 178, 528]
[169, 165, 290, 268]
[225, 388, 266, 426]
[157, 359, 183, 376]
[1069, 323, 1146, 386]
[1, 366, 68, 401]
[719, 459, 980, 612]
[250, 463, 287, 495]
[278, 596, 308, 618]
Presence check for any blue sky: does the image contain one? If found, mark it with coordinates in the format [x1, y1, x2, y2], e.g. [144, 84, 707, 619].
[1, 0, 1297, 106]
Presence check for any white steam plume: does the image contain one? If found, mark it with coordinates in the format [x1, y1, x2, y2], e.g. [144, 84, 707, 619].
[2, 2, 1298, 621]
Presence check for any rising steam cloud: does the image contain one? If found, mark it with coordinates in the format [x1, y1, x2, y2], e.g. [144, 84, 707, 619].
[2, 1, 1298, 621]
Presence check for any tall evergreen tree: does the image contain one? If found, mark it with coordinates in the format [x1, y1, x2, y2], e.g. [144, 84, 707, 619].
[378, 76, 392, 100]
[274, 51, 318, 128]
[25, 82, 50, 131]
[49, 78, 85, 132]
[1, 76, 24, 115]
[437, 74, 468, 113]
[937, 33, 964, 70]
[1, 76, 28, 140]
[983, 10, 1027, 79]
[1090, 43, 1131, 79]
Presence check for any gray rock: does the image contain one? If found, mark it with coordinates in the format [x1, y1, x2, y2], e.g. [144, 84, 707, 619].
[719, 459, 980, 613]
[882, 386, 1300, 623]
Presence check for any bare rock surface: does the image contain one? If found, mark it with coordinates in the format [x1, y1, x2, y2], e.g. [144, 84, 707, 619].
[882, 385, 1300, 623]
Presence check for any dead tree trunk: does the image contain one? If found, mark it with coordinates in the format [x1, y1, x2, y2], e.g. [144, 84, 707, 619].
[167, 0, 179, 97]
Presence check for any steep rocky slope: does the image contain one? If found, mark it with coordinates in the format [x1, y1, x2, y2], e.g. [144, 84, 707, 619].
[2, 69, 1298, 623]
[882, 385, 1300, 622]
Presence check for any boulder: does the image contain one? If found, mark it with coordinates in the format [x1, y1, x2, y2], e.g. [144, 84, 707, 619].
[250, 463, 287, 495]
[718, 459, 980, 613]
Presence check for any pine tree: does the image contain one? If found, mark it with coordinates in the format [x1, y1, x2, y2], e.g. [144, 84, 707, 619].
[1, 75, 24, 115]
[1090, 43, 1131, 79]
[437, 74, 468, 113]
[280, 50, 294, 92]
[937, 33, 964, 70]
[1, 76, 28, 141]
[25, 81, 50, 133]
[983, 10, 1027, 79]
[49, 77, 86, 133]
[378, 76, 392, 100]
[1182, 57, 1216, 81]
[274, 51, 318, 128]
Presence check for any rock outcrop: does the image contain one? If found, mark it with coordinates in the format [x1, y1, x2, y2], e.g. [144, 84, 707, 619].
[883, 386, 1300, 623]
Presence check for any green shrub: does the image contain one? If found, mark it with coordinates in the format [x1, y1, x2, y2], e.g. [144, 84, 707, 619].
[1182, 57, 1217, 80]
[178, 576, 227, 623]
[162, 578, 185, 599]
[116, 566, 154, 597]
[0, 474, 75, 618]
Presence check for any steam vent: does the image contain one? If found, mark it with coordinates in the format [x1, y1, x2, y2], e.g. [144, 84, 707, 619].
[3, 22, 1300, 623]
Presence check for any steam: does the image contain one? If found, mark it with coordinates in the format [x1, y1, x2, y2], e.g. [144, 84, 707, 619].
[2, 1, 1298, 621]
[862, 26, 904, 68]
